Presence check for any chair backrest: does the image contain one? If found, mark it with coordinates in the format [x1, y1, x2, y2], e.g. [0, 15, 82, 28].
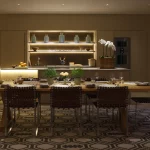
[50, 87, 82, 108]
[97, 86, 129, 108]
[4, 86, 37, 108]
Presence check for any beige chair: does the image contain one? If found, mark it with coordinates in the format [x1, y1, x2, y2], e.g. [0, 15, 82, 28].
[4, 86, 40, 136]
[50, 86, 82, 135]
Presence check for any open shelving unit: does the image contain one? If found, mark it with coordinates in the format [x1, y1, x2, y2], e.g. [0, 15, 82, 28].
[27, 30, 97, 66]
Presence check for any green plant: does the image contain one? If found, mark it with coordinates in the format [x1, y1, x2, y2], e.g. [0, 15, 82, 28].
[44, 68, 57, 78]
[71, 68, 84, 78]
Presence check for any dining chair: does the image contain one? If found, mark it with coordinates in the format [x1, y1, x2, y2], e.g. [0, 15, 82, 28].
[94, 86, 129, 136]
[50, 86, 82, 135]
[131, 97, 150, 127]
[4, 86, 40, 136]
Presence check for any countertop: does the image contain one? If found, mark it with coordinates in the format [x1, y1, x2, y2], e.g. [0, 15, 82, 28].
[2, 65, 130, 71]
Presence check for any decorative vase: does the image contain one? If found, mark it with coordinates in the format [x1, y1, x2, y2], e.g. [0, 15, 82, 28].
[48, 78, 54, 85]
[63, 78, 67, 85]
[44, 34, 49, 43]
[85, 35, 91, 43]
[59, 33, 65, 43]
[74, 78, 81, 85]
[100, 57, 115, 69]
[31, 34, 36, 43]
[74, 35, 80, 43]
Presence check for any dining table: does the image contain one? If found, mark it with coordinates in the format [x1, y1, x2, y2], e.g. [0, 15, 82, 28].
[0, 81, 150, 134]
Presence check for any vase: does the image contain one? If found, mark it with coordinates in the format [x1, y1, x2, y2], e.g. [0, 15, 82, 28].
[85, 35, 91, 43]
[44, 34, 49, 43]
[100, 57, 115, 69]
[74, 78, 81, 85]
[63, 78, 67, 85]
[59, 33, 65, 43]
[74, 35, 80, 43]
[48, 78, 54, 85]
[31, 34, 36, 43]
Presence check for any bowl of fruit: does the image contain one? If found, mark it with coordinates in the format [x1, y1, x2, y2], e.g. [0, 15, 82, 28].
[16, 62, 27, 68]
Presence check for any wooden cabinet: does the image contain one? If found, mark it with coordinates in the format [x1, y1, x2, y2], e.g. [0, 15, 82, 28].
[0, 31, 26, 68]
[27, 30, 97, 66]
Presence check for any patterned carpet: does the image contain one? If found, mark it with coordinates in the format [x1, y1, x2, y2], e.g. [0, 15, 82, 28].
[0, 104, 150, 150]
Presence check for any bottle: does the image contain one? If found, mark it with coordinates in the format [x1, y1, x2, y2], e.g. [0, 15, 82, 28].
[74, 35, 80, 43]
[59, 33, 65, 43]
[44, 34, 49, 43]
[31, 34, 36, 43]
[85, 35, 91, 43]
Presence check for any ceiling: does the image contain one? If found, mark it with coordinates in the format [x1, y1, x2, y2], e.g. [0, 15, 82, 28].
[0, 0, 150, 14]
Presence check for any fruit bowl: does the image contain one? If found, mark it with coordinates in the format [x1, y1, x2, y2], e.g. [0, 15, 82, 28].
[0, 80, 4, 84]
[32, 47, 39, 52]
[17, 79, 23, 84]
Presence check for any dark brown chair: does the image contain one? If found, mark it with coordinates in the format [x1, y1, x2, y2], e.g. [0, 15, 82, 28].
[131, 97, 150, 127]
[50, 86, 82, 135]
[94, 86, 129, 135]
[4, 86, 40, 136]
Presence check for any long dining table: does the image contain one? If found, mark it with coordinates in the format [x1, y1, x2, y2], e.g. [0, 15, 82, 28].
[0, 81, 150, 134]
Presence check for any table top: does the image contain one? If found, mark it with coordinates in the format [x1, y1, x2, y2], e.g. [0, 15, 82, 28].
[0, 81, 150, 92]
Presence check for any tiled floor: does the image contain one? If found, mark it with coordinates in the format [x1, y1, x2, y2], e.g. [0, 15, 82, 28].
[0, 105, 150, 150]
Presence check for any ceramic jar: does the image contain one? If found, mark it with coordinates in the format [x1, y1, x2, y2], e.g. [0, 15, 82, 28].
[74, 35, 80, 43]
[85, 34, 91, 43]
[44, 34, 49, 43]
[31, 34, 36, 43]
[59, 33, 65, 43]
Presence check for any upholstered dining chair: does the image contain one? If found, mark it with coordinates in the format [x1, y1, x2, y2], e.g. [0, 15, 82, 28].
[131, 97, 150, 127]
[94, 86, 129, 135]
[4, 86, 40, 136]
[50, 86, 82, 135]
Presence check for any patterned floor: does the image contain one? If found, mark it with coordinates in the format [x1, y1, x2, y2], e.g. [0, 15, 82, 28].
[0, 104, 150, 150]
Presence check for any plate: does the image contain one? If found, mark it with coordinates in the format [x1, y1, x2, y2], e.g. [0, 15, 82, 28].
[15, 67, 28, 69]
[52, 84, 69, 87]
[135, 82, 149, 86]
[98, 84, 116, 87]
[96, 81, 108, 83]
[15, 84, 34, 87]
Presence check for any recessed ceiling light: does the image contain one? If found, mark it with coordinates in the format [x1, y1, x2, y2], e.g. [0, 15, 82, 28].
[17, 4, 20, 6]
[106, 4, 109, 6]
[62, 4, 65, 6]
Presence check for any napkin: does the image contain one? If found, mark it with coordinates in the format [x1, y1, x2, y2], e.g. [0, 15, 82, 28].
[40, 83, 49, 88]
[98, 84, 116, 87]
[39, 79, 48, 82]
[135, 82, 149, 86]
[85, 83, 96, 88]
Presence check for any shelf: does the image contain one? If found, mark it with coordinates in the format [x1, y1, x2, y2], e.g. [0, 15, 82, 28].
[28, 50, 95, 54]
[27, 30, 97, 66]
[28, 42, 95, 46]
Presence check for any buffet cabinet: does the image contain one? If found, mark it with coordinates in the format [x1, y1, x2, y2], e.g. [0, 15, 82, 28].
[27, 30, 97, 67]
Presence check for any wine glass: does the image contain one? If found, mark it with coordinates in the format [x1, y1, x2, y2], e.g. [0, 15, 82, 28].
[119, 72, 124, 84]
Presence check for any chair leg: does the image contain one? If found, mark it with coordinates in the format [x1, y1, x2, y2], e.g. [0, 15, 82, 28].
[79, 107, 82, 136]
[5, 106, 8, 136]
[96, 106, 99, 136]
[50, 107, 54, 135]
[34, 106, 37, 136]
[126, 107, 128, 136]
[17, 108, 20, 119]
[135, 102, 138, 127]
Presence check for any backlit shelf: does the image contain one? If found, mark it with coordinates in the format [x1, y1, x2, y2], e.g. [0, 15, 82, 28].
[28, 50, 94, 54]
[28, 42, 95, 46]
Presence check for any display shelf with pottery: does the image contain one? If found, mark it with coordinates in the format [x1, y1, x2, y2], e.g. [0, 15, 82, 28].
[27, 30, 97, 67]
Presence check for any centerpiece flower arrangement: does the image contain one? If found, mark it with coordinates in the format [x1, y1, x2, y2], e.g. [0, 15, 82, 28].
[60, 72, 69, 84]
[44, 68, 57, 85]
[98, 39, 116, 69]
[98, 39, 116, 58]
